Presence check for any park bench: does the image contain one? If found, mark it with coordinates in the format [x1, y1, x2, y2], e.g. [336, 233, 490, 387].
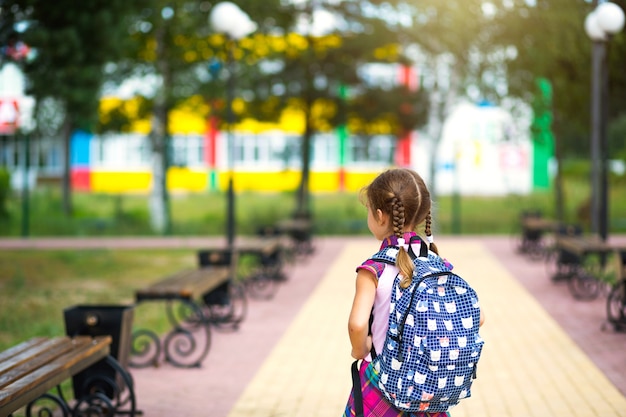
[0, 335, 137, 417]
[275, 218, 314, 256]
[130, 235, 289, 369]
[516, 210, 561, 259]
[548, 233, 626, 301]
[199, 236, 287, 301]
[554, 234, 615, 257]
[131, 261, 234, 369]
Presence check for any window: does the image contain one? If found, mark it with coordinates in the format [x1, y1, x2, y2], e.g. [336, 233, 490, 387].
[229, 132, 301, 171]
[37, 137, 63, 175]
[311, 133, 338, 169]
[92, 134, 150, 169]
[348, 134, 395, 166]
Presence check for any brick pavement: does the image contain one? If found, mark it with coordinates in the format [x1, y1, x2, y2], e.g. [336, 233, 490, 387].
[2, 235, 625, 416]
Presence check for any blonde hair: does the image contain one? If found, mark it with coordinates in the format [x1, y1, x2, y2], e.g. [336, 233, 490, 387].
[362, 168, 438, 288]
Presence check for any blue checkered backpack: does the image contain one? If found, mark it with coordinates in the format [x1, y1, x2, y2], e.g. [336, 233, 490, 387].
[355, 237, 484, 414]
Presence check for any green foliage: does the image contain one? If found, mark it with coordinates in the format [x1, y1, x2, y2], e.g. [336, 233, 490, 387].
[489, 0, 626, 158]
[348, 85, 430, 134]
[8, 0, 148, 131]
[560, 159, 590, 181]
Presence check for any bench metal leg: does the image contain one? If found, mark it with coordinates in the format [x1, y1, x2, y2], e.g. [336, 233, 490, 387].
[163, 299, 211, 368]
[243, 250, 287, 301]
[547, 249, 603, 301]
[607, 279, 626, 332]
[203, 281, 248, 331]
[130, 299, 211, 369]
[515, 228, 546, 259]
[128, 328, 161, 369]
[25, 391, 71, 417]
[567, 269, 601, 301]
[546, 249, 578, 282]
[246, 269, 280, 300]
[72, 356, 139, 416]
[25, 356, 139, 417]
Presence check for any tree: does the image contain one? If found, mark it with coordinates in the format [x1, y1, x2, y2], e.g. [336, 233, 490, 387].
[375, 0, 498, 197]
[102, 0, 293, 234]
[2, 0, 148, 216]
[488, 0, 626, 157]
[232, 0, 433, 218]
[379, 0, 626, 194]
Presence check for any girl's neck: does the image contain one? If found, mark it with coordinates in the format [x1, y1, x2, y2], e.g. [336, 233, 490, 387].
[382, 231, 420, 247]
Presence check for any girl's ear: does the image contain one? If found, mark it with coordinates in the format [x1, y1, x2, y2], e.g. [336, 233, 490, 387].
[376, 209, 387, 225]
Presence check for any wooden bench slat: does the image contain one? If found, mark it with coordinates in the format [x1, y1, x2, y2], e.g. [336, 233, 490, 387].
[235, 237, 283, 255]
[276, 219, 311, 232]
[0, 337, 78, 388]
[136, 266, 230, 301]
[557, 236, 614, 256]
[0, 336, 111, 414]
[0, 337, 48, 365]
[0, 337, 70, 376]
[522, 217, 561, 232]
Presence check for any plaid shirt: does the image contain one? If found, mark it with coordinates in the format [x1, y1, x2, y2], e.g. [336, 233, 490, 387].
[343, 360, 451, 417]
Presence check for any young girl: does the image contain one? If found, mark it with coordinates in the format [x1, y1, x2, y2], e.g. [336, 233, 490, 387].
[343, 168, 483, 417]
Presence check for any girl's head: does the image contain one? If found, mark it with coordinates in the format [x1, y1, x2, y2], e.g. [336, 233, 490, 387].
[362, 168, 438, 286]
[362, 168, 432, 236]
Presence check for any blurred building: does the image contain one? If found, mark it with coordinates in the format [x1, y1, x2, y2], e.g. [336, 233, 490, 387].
[0, 63, 536, 196]
[435, 101, 532, 195]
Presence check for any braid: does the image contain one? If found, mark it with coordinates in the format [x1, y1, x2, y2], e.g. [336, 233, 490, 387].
[425, 211, 439, 255]
[391, 197, 405, 238]
[392, 196, 415, 288]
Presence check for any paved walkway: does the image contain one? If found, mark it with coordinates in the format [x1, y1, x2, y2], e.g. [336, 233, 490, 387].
[2, 235, 626, 416]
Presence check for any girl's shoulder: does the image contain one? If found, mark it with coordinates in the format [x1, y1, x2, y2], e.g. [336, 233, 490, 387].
[356, 257, 389, 281]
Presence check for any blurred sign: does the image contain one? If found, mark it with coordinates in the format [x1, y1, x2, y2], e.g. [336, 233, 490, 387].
[0, 99, 19, 134]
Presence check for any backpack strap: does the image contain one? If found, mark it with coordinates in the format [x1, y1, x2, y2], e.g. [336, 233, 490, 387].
[369, 247, 397, 265]
[407, 234, 429, 259]
[351, 360, 365, 417]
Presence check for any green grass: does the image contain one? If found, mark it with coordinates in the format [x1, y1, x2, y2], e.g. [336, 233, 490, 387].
[0, 249, 195, 351]
[2, 175, 626, 237]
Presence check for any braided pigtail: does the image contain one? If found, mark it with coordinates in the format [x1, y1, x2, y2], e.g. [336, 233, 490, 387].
[392, 197, 414, 288]
[425, 211, 439, 255]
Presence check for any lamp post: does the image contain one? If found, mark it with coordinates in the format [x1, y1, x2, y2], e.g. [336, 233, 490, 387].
[209, 2, 256, 250]
[584, 1, 625, 243]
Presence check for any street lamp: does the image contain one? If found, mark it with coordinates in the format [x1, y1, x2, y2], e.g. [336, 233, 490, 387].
[209, 2, 256, 250]
[584, 1, 625, 242]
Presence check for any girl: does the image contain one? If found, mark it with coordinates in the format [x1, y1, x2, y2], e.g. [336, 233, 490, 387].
[343, 168, 483, 417]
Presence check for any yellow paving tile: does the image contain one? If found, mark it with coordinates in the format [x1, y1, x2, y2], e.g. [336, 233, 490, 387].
[228, 240, 626, 417]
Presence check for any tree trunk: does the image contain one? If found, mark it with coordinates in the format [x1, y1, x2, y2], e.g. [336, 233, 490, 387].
[61, 115, 73, 216]
[428, 61, 460, 202]
[553, 121, 565, 224]
[148, 21, 171, 235]
[427, 87, 444, 201]
[148, 77, 171, 234]
[148, 121, 170, 234]
[296, 112, 312, 220]
[295, 4, 315, 221]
